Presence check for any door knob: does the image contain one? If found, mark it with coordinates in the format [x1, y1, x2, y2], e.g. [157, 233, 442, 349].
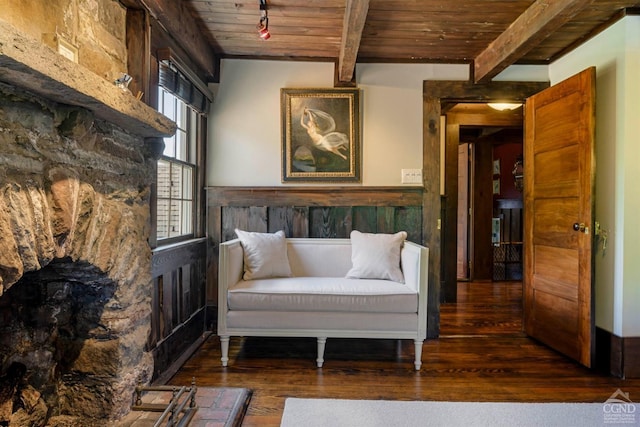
[573, 222, 586, 232]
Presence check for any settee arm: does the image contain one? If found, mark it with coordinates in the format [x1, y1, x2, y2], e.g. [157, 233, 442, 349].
[401, 241, 429, 343]
[218, 239, 244, 336]
[401, 242, 428, 294]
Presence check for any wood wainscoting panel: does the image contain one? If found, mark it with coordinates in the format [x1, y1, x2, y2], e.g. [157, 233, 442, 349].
[625, 338, 640, 378]
[150, 238, 208, 381]
[597, 327, 640, 379]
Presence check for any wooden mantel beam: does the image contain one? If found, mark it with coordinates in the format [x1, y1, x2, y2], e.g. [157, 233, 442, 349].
[338, 0, 370, 84]
[473, 0, 594, 83]
[131, 0, 219, 82]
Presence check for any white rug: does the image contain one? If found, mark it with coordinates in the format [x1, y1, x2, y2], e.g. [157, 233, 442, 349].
[280, 398, 632, 427]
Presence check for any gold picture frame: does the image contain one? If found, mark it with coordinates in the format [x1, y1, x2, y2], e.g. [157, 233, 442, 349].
[281, 88, 360, 183]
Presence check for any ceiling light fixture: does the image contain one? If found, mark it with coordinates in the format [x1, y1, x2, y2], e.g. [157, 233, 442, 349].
[488, 103, 522, 111]
[257, 0, 270, 40]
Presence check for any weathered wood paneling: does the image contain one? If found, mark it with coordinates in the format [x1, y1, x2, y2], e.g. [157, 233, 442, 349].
[217, 205, 421, 240]
[149, 239, 207, 381]
[268, 206, 309, 236]
[207, 186, 423, 206]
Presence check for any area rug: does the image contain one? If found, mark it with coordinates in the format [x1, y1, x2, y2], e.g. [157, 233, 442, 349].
[280, 398, 629, 427]
[120, 386, 251, 427]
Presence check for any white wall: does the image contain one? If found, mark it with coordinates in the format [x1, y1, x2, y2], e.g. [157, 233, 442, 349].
[207, 60, 470, 186]
[550, 16, 640, 337]
[207, 60, 334, 186]
[355, 63, 465, 185]
[207, 59, 550, 187]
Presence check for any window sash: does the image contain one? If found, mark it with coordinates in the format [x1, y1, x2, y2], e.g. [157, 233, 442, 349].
[155, 60, 207, 246]
[157, 160, 194, 240]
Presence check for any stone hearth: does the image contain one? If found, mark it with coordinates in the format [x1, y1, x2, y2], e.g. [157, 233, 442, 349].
[0, 19, 175, 426]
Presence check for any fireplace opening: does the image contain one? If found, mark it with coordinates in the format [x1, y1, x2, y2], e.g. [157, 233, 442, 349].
[0, 257, 120, 425]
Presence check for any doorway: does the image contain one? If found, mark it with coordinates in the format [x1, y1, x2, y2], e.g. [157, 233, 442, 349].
[421, 80, 548, 337]
[460, 129, 524, 282]
[445, 103, 524, 283]
[423, 81, 548, 306]
[424, 73, 596, 368]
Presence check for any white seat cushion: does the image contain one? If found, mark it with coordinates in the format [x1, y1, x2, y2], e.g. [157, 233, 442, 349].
[227, 277, 417, 313]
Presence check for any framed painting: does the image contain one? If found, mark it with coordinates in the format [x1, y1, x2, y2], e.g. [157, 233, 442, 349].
[493, 159, 501, 175]
[281, 88, 360, 183]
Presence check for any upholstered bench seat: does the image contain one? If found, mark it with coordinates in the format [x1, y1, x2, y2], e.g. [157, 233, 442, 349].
[228, 277, 418, 313]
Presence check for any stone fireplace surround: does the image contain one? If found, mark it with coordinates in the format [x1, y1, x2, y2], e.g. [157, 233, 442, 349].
[0, 20, 175, 426]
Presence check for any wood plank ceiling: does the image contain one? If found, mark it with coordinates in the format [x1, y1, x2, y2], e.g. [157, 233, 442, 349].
[154, 0, 640, 84]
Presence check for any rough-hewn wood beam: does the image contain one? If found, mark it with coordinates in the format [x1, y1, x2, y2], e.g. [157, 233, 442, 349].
[473, 0, 594, 83]
[0, 19, 175, 138]
[137, 0, 219, 81]
[126, 9, 151, 103]
[338, 0, 369, 83]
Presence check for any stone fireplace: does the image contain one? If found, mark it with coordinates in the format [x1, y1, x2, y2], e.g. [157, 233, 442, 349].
[0, 20, 175, 426]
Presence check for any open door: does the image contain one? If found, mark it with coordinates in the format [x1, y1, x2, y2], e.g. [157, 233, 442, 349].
[524, 67, 595, 367]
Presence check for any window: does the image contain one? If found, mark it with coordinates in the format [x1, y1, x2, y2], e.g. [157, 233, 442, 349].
[156, 88, 198, 241]
[153, 53, 211, 246]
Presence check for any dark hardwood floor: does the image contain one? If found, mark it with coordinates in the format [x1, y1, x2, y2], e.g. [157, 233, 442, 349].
[169, 281, 640, 426]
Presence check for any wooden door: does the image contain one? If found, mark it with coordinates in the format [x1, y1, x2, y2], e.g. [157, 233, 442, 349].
[524, 67, 595, 367]
[471, 140, 494, 281]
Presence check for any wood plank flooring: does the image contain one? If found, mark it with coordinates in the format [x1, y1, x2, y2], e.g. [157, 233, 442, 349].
[168, 281, 640, 426]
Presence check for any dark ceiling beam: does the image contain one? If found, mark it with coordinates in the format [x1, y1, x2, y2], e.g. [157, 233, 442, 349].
[338, 0, 370, 83]
[473, 0, 595, 84]
[127, 0, 219, 82]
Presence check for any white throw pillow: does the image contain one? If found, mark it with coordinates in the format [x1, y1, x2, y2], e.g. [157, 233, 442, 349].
[235, 229, 293, 280]
[346, 230, 407, 283]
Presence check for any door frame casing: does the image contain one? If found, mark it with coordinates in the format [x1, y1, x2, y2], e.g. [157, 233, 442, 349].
[422, 80, 549, 324]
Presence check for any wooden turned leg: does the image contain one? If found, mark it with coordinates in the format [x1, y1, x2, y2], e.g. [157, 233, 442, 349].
[220, 336, 230, 367]
[414, 339, 423, 371]
[316, 337, 327, 368]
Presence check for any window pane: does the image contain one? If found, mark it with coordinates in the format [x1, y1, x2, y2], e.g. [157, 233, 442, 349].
[157, 160, 171, 198]
[169, 200, 182, 237]
[176, 99, 187, 129]
[189, 109, 198, 164]
[162, 91, 175, 121]
[176, 130, 187, 162]
[182, 201, 193, 235]
[183, 166, 193, 200]
[170, 164, 183, 199]
[157, 199, 169, 239]
[163, 135, 176, 157]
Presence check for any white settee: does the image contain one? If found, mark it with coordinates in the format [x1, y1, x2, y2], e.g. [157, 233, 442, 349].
[217, 233, 429, 370]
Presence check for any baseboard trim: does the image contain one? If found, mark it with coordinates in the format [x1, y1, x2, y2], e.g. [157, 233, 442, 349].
[596, 327, 640, 378]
